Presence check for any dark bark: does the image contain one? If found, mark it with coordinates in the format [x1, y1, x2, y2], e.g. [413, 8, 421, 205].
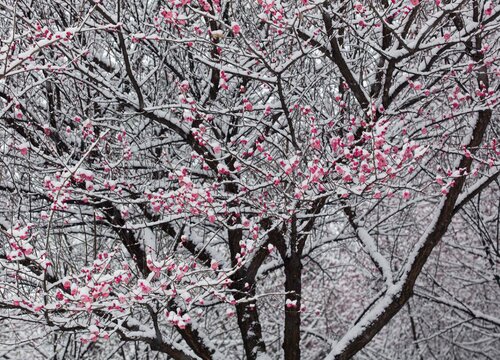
[98, 201, 215, 360]
[228, 228, 267, 360]
[234, 286, 267, 359]
[332, 83, 492, 360]
[283, 254, 302, 360]
[321, 10, 370, 112]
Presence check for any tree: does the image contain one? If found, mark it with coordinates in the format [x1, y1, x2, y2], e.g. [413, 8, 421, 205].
[0, 0, 499, 359]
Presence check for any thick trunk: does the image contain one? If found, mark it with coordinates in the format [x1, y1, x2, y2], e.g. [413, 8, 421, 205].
[235, 287, 267, 359]
[283, 255, 302, 360]
[228, 228, 267, 359]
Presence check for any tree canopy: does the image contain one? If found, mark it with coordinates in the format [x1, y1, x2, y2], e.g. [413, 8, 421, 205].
[0, 0, 499, 359]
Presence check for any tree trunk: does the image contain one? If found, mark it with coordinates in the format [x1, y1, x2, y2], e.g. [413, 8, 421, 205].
[283, 254, 302, 360]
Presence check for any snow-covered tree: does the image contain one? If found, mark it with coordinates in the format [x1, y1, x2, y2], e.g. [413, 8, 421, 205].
[0, 0, 499, 359]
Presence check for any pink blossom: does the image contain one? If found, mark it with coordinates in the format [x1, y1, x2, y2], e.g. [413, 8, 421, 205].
[18, 143, 29, 156]
[354, 2, 365, 13]
[210, 260, 219, 270]
[212, 142, 222, 154]
[138, 280, 152, 294]
[310, 137, 321, 150]
[179, 80, 190, 93]
[243, 101, 253, 111]
[231, 22, 241, 35]
[485, 2, 493, 16]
